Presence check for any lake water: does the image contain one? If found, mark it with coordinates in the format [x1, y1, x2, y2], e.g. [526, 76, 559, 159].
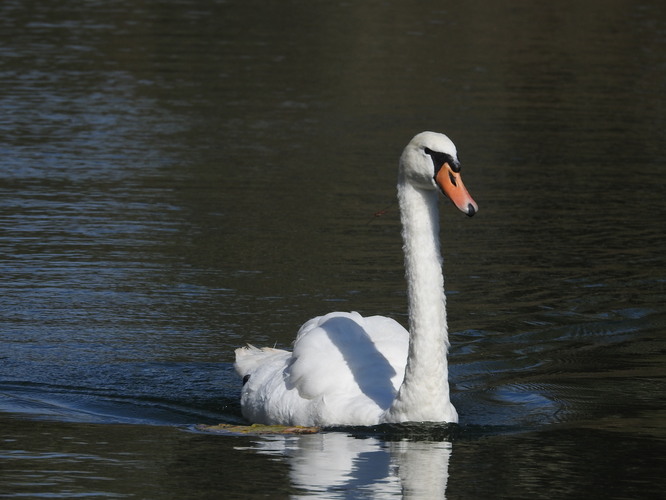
[1, 0, 665, 498]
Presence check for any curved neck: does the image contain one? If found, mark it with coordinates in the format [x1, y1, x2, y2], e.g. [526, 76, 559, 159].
[384, 176, 456, 423]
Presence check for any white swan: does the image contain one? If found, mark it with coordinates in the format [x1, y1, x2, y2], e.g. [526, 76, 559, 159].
[235, 131, 477, 426]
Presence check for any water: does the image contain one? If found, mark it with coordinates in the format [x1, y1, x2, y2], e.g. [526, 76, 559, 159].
[1, 0, 665, 497]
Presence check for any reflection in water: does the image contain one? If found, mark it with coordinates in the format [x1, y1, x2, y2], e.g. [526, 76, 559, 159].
[241, 432, 451, 498]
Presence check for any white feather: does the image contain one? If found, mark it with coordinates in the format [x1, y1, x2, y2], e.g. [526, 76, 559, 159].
[234, 131, 476, 426]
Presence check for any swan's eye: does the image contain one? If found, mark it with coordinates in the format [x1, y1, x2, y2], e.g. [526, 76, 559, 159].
[424, 148, 460, 173]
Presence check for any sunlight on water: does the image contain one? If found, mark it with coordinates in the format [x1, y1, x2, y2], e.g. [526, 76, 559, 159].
[1, 0, 664, 498]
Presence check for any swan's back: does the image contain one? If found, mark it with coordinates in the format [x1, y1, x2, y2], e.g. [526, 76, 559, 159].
[235, 311, 409, 426]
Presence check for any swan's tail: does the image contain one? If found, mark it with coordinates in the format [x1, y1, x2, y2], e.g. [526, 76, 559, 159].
[234, 345, 287, 378]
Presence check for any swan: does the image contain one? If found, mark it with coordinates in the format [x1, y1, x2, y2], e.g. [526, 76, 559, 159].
[234, 131, 478, 427]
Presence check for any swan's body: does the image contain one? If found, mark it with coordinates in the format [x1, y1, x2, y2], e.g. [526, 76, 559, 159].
[235, 132, 477, 426]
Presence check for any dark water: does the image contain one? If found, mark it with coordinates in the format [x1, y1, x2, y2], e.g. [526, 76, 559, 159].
[1, 0, 665, 497]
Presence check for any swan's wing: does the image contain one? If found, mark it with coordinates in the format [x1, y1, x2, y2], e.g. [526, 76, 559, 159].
[235, 312, 409, 426]
[361, 314, 410, 385]
[288, 312, 409, 411]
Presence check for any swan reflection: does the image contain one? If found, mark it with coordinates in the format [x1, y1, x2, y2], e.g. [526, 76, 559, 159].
[237, 432, 451, 498]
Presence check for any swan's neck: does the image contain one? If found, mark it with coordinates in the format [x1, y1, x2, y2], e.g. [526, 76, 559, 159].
[384, 177, 457, 423]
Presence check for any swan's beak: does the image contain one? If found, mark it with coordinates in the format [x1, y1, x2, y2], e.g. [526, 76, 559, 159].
[435, 163, 478, 217]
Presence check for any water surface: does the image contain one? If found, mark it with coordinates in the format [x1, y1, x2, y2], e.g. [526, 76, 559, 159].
[1, 0, 665, 498]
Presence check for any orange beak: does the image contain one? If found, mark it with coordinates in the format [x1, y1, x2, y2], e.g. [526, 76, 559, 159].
[434, 163, 478, 216]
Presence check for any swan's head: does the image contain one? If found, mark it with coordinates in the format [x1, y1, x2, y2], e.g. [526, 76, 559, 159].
[400, 131, 478, 216]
